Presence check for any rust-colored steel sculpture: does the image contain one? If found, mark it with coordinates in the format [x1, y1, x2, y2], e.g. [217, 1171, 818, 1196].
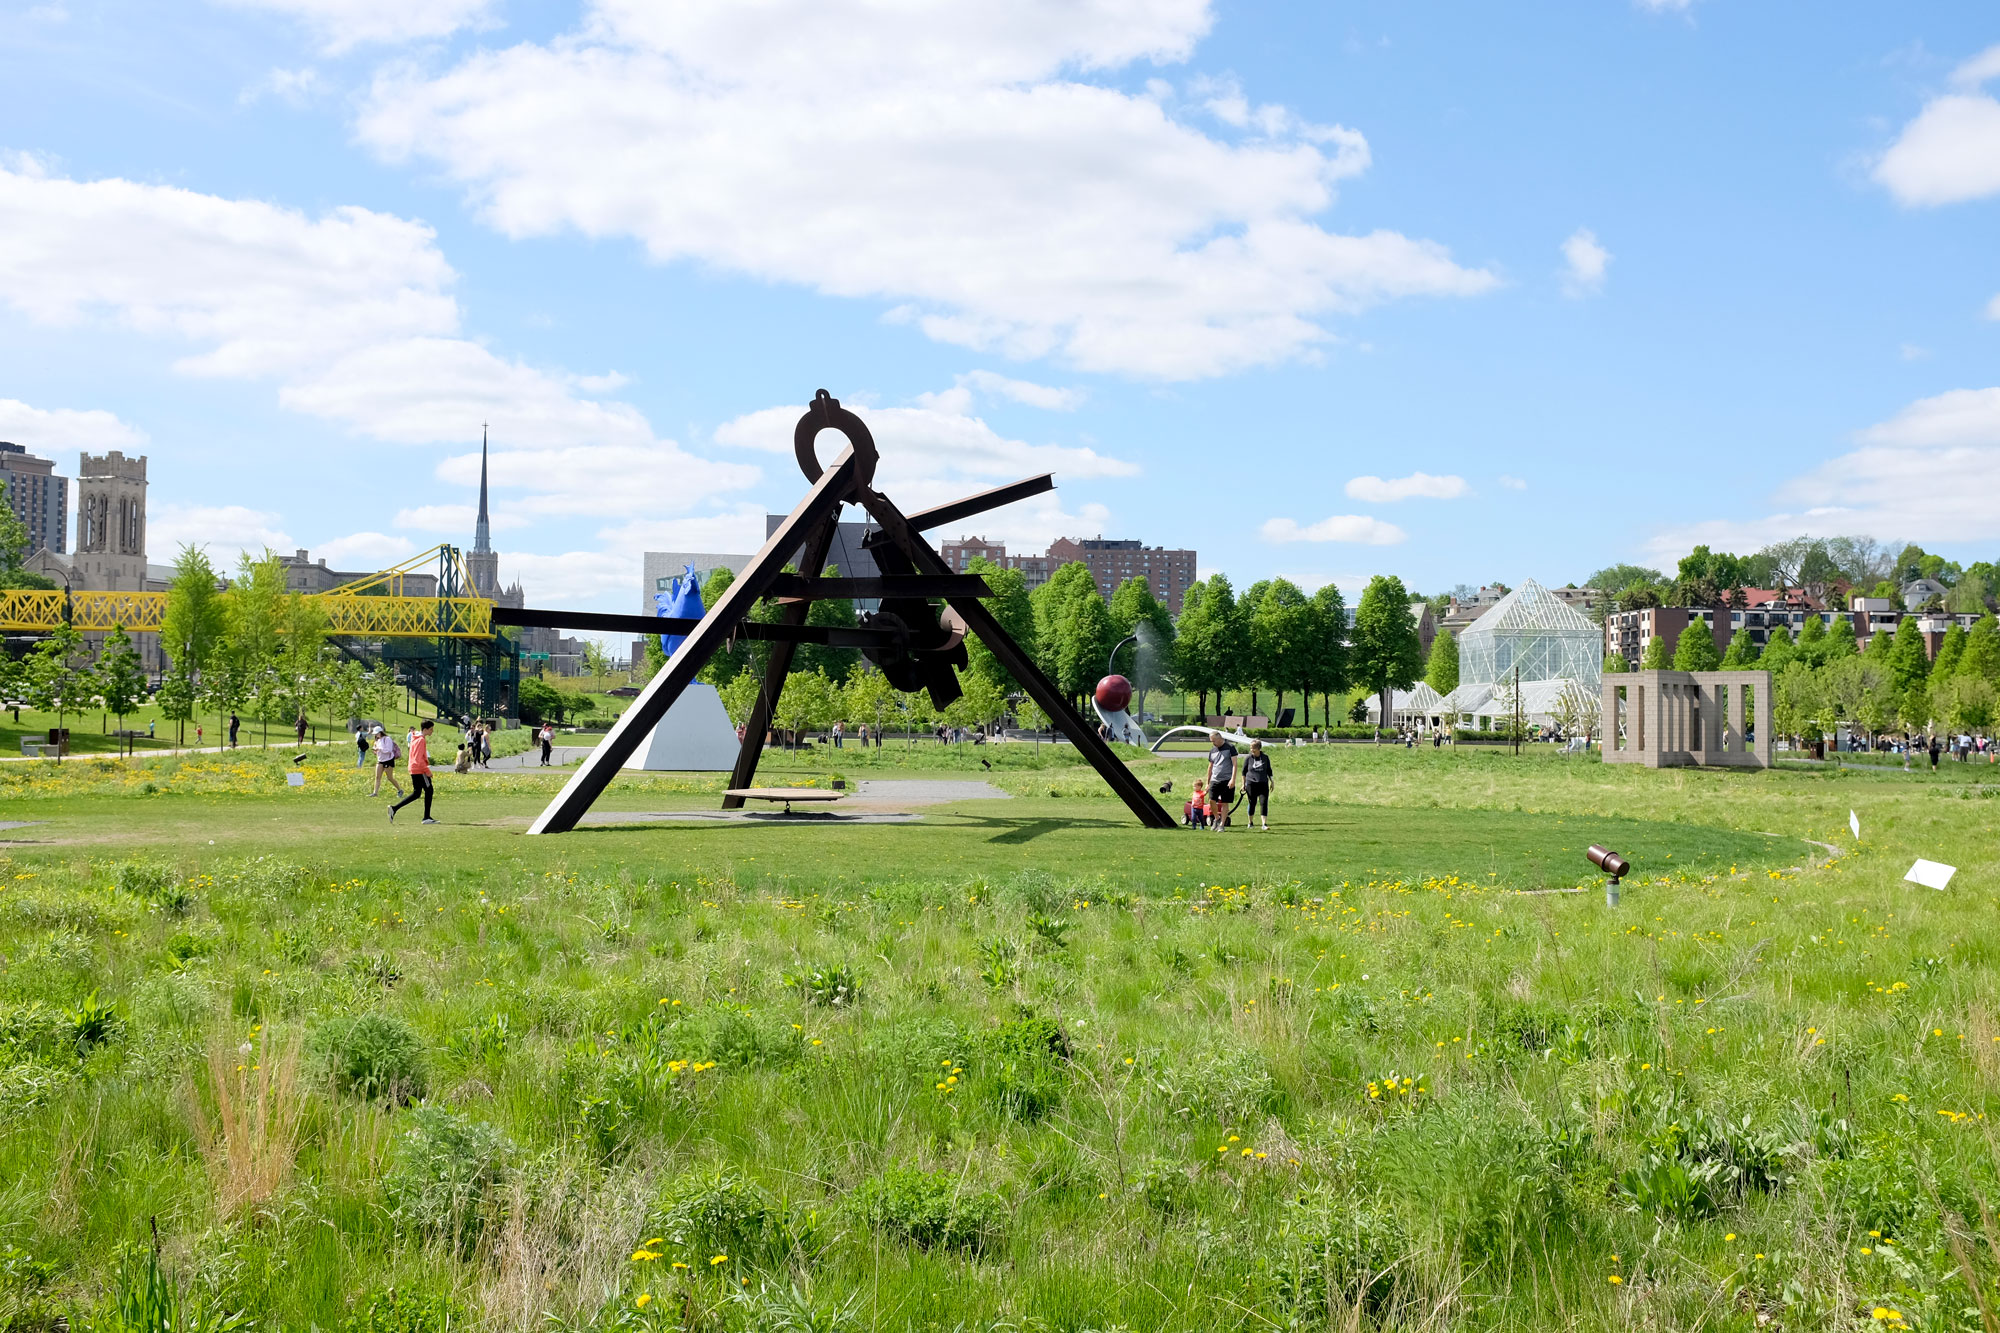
[524, 390, 1175, 834]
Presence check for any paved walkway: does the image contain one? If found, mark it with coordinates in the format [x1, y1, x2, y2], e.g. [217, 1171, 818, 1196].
[851, 779, 1012, 804]
[0, 737, 345, 763]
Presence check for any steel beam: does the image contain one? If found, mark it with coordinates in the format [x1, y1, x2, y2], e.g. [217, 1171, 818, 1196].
[525, 450, 860, 834]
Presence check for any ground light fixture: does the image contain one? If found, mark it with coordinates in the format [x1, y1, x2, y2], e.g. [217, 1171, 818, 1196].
[1587, 844, 1629, 908]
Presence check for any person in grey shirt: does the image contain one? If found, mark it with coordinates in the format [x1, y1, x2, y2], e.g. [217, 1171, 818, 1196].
[1206, 732, 1237, 831]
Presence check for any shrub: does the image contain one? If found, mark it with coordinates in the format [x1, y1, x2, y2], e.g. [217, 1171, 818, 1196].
[1266, 1191, 1410, 1319]
[63, 990, 125, 1055]
[340, 1287, 462, 1333]
[384, 1106, 511, 1256]
[1150, 1045, 1277, 1124]
[317, 1012, 427, 1103]
[114, 858, 187, 915]
[851, 1166, 1004, 1254]
[981, 1017, 1070, 1123]
[1024, 912, 1071, 950]
[784, 962, 862, 1008]
[655, 1168, 799, 1270]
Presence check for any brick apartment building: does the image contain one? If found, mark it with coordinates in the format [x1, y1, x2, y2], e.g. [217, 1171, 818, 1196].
[940, 535, 1198, 613]
[1604, 591, 1982, 665]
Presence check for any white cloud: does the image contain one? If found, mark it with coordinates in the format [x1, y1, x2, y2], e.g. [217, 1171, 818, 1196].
[0, 164, 457, 378]
[434, 441, 759, 520]
[216, 0, 495, 53]
[0, 163, 765, 549]
[1955, 44, 2000, 88]
[313, 530, 418, 568]
[1259, 514, 1407, 545]
[1634, 0, 1693, 11]
[494, 549, 641, 605]
[960, 370, 1085, 412]
[1560, 227, 1610, 297]
[1497, 474, 1527, 490]
[715, 390, 1130, 549]
[1343, 471, 1467, 502]
[1875, 48, 2000, 207]
[241, 66, 326, 106]
[1900, 343, 1930, 361]
[356, 0, 1496, 380]
[150, 504, 294, 560]
[597, 506, 770, 557]
[1985, 292, 2000, 321]
[0, 397, 146, 451]
[1644, 385, 2000, 561]
[393, 502, 525, 533]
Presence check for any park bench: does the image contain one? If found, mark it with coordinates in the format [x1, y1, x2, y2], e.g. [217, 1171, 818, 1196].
[723, 787, 845, 815]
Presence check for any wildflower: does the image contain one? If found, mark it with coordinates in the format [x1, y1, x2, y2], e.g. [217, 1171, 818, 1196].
[1724, 1234, 1736, 1242]
[634, 1293, 652, 1308]
[631, 1249, 660, 1261]
[710, 1254, 728, 1265]
[1607, 1274, 1622, 1285]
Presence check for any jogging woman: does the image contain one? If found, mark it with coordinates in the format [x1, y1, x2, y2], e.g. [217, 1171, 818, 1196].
[389, 719, 437, 824]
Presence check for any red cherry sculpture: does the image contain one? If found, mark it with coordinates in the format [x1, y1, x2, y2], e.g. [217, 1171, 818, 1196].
[1094, 673, 1133, 713]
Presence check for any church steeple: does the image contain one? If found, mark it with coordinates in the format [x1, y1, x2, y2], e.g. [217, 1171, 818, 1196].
[474, 423, 492, 555]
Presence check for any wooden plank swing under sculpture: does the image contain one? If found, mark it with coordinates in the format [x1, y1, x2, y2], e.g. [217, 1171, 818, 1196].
[498, 390, 1177, 834]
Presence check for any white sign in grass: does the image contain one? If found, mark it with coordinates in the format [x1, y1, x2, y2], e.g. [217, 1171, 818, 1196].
[1904, 858, 1956, 891]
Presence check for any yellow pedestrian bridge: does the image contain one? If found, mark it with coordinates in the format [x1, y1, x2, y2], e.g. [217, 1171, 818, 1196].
[0, 545, 494, 639]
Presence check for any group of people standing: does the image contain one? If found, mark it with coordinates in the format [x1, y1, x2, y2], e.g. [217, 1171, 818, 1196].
[1183, 733, 1275, 832]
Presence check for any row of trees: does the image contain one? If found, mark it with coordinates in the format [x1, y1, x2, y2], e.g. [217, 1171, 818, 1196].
[1611, 607, 2000, 740]
[661, 557, 1433, 733]
[1587, 538, 1998, 618]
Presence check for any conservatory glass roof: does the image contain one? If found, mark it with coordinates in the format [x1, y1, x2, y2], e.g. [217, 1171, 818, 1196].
[1458, 579, 1603, 686]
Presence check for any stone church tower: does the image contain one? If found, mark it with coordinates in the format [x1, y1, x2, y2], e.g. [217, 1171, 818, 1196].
[465, 428, 502, 599]
[76, 450, 149, 588]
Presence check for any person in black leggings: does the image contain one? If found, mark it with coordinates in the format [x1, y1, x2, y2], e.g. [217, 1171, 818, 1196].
[1241, 739, 1274, 831]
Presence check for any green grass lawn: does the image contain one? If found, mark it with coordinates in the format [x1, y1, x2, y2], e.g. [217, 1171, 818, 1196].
[1, 744, 1996, 1330]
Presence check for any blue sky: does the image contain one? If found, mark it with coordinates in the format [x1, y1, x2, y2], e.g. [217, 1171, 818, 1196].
[2, 0, 1996, 620]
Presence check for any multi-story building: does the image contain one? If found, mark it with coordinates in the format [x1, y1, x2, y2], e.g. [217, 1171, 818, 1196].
[1606, 594, 1986, 666]
[277, 550, 439, 597]
[24, 450, 172, 672]
[939, 535, 1198, 612]
[0, 442, 67, 556]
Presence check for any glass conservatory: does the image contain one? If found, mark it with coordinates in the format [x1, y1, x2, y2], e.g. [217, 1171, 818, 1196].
[1457, 579, 1604, 686]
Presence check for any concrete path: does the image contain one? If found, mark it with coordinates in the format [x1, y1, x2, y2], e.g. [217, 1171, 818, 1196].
[851, 779, 1012, 803]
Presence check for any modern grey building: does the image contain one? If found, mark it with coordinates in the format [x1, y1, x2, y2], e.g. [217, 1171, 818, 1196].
[0, 442, 66, 556]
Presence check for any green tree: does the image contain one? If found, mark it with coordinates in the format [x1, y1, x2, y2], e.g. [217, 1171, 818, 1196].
[1931, 622, 1966, 681]
[1795, 613, 1828, 668]
[841, 666, 897, 740]
[1772, 660, 1824, 743]
[230, 550, 288, 747]
[96, 625, 147, 738]
[1887, 615, 1930, 698]
[1171, 575, 1245, 720]
[1603, 651, 1630, 674]
[1823, 613, 1858, 660]
[1303, 584, 1350, 728]
[1237, 579, 1273, 717]
[25, 622, 92, 758]
[797, 565, 860, 682]
[1349, 575, 1424, 734]
[1249, 578, 1315, 724]
[1640, 628, 1674, 670]
[518, 676, 569, 726]
[690, 566, 749, 686]
[160, 545, 229, 743]
[274, 587, 328, 740]
[717, 669, 762, 730]
[1718, 627, 1760, 669]
[1960, 612, 2000, 685]
[1424, 628, 1460, 696]
[1672, 619, 1721, 671]
[1107, 575, 1174, 720]
[1758, 625, 1796, 678]
[1934, 674, 1996, 736]
[966, 557, 1037, 694]
[1030, 563, 1117, 709]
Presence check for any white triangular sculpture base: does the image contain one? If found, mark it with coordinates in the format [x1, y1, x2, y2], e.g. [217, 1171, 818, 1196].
[620, 681, 739, 771]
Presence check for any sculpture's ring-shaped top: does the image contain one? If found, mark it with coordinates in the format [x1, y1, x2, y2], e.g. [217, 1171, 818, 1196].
[794, 388, 879, 487]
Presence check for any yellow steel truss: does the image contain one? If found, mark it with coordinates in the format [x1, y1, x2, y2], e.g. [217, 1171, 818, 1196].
[0, 589, 493, 638]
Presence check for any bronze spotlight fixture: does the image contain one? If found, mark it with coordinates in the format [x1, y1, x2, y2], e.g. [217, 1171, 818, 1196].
[1587, 844, 1629, 907]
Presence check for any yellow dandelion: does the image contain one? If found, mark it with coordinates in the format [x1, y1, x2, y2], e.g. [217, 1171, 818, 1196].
[1607, 1274, 1622, 1285]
